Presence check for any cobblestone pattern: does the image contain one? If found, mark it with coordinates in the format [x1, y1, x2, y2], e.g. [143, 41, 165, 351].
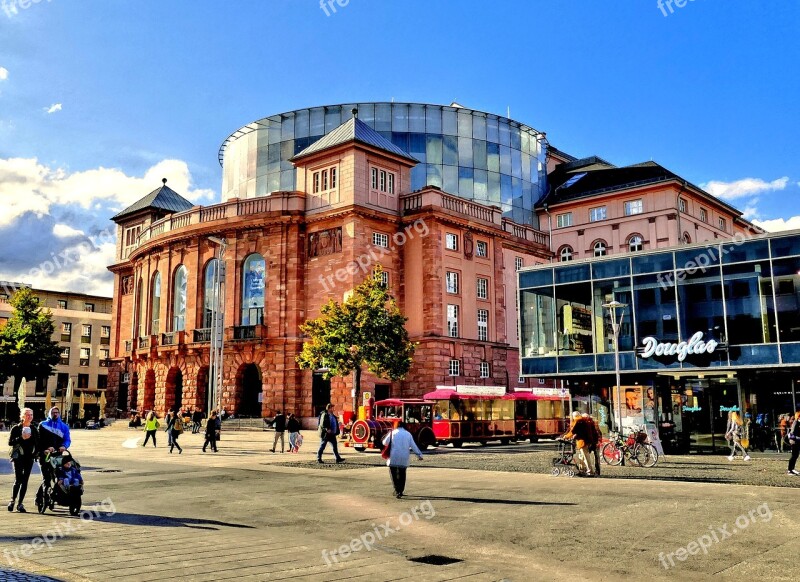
[0, 568, 62, 582]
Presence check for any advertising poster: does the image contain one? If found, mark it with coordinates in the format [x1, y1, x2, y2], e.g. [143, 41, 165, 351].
[671, 394, 683, 432]
[612, 385, 645, 430]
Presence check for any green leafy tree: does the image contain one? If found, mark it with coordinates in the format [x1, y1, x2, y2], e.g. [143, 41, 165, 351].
[0, 287, 61, 408]
[297, 266, 416, 413]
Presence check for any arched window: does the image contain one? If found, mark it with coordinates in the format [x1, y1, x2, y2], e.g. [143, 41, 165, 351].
[682, 232, 692, 244]
[241, 253, 265, 325]
[172, 265, 187, 332]
[593, 240, 607, 257]
[628, 235, 644, 253]
[559, 246, 573, 262]
[203, 259, 220, 329]
[150, 272, 161, 335]
[135, 276, 145, 338]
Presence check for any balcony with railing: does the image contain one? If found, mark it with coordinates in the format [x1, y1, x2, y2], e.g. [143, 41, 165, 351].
[232, 325, 263, 341]
[99, 359, 110, 368]
[124, 340, 133, 353]
[125, 192, 305, 258]
[161, 331, 183, 346]
[138, 336, 151, 350]
[501, 219, 549, 247]
[193, 328, 212, 343]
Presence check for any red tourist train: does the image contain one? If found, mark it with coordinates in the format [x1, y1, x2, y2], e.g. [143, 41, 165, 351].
[345, 386, 570, 451]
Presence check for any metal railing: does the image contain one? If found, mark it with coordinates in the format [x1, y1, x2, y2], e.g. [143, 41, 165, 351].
[193, 328, 212, 343]
[233, 325, 260, 340]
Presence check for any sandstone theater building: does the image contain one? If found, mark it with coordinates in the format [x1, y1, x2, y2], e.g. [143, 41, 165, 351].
[108, 103, 554, 420]
[106, 102, 757, 423]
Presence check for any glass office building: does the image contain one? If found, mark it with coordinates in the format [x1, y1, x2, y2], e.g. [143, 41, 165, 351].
[219, 103, 548, 227]
[518, 230, 800, 450]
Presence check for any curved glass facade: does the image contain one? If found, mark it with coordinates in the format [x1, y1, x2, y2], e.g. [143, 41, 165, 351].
[519, 232, 800, 376]
[220, 103, 548, 226]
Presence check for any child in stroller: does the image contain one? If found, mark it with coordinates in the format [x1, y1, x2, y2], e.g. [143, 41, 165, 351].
[36, 451, 83, 515]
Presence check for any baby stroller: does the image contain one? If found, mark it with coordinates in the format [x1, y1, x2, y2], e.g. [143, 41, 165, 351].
[551, 437, 586, 477]
[35, 451, 83, 516]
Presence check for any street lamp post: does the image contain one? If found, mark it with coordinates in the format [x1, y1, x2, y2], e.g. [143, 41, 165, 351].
[207, 237, 227, 418]
[603, 301, 628, 436]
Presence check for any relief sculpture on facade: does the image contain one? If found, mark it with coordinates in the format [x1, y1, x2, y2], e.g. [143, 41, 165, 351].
[308, 227, 343, 258]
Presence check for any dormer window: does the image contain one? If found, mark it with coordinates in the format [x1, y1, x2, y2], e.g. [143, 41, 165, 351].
[312, 166, 337, 194]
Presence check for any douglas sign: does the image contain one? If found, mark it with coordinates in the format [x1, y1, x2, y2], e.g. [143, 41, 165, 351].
[638, 332, 718, 362]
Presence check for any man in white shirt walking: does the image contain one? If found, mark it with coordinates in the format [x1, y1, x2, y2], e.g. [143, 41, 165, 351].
[381, 421, 423, 498]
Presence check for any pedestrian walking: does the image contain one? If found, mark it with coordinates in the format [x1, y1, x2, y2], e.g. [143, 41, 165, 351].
[191, 408, 204, 434]
[725, 411, 750, 461]
[269, 411, 287, 453]
[564, 411, 594, 476]
[317, 403, 345, 464]
[202, 411, 219, 452]
[287, 413, 302, 452]
[7, 408, 39, 513]
[166, 408, 184, 454]
[787, 412, 800, 475]
[381, 421, 423, 498]
[142, 411, 159, 447]
[582, 413, 602, 476]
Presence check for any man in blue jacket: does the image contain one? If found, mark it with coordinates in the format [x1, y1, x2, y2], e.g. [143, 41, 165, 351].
[35, 406, 72, 507]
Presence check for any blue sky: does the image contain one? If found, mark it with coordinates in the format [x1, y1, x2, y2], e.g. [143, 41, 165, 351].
[0, 0, 798, 294]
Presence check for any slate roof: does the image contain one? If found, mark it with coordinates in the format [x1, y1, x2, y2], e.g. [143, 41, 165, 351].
[112, 180, 195, 221]
[537, 158, 743, 217]
[291, 116, 417, 163]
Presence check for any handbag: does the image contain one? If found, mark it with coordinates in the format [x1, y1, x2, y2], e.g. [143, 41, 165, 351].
[9, 445, 22, 460]
[381, 430, 393, 460]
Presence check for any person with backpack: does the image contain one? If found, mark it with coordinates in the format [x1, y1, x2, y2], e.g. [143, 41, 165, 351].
[166, 407, 184, 454]
[317, 403, 345, 464]
[787, 412, 800, 475]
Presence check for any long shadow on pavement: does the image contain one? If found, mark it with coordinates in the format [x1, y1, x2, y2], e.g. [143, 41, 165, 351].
[87, 512, 256, 529]
[399, 495, 577, 506]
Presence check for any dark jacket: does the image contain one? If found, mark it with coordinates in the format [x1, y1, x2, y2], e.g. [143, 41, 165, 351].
[318, 412, 339, 437]
[287, 417, 301, 433]
[192, 410, 204, 423]
[271, 414, 286, 432]
[8, 423, 39, 459]
[205, 418, 218, 438]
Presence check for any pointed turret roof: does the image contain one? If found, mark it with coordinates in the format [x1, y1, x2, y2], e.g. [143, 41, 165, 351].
[291, 115, 417, 163]
[112, 179, 195, 222]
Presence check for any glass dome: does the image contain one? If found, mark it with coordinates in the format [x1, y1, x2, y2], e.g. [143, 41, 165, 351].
[219, 103, 548, 226]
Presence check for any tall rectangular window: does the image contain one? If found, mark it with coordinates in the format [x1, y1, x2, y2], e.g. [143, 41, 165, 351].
[556, 213, 572, 228]
[477, 308, 488, 341]
[446, 272, 459, 294]
[79, 347, 90, 366]
[371, 167, 378, 190]
[476, 241, 488, 257]
[515, 257, 524, 271]
[60, 347, 70, 365]
[380, 170, 386, 191]
[81, 325, 92, 342]
[387, 173, 394, 194]
[476, 278, 488, 300]
[449, 359, 461, 377]
[700, 208, 708, 222]
[624, 199, 643, 216]
[445, 233, 459, 251]
[313, 171, 320, 194]
[322, 169, 328, 191]
[589, 206, 607, 222]
[330, 167, 337, 189]
[718, 217, 726, 231]
[480, 361, 490, 378]
[447, 304, 459, 337]
[678, 198, 686, 213]
[374, 268, 389, 289]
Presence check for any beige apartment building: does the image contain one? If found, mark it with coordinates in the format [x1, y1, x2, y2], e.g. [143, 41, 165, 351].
[0, 285, 112, 422]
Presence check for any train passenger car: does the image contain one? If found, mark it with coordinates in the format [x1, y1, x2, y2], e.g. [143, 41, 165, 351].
[423, 389, 516, 447]
[504, 389, 571, 442]
[347, 399, 437, 452]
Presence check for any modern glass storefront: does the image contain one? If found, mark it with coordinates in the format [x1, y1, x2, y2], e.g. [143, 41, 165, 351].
[219, 102, 548, 226]
[518, 230, 800, 451]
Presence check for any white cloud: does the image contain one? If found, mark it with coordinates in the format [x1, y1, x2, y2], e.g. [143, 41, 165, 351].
[0, 157, 216, 227]
[753, 216, 800, 233]
[45, 103, 62, 114]
[0, 67, 8, 81]
[702, 176, 789, 200]
[53, 223, 85, 238]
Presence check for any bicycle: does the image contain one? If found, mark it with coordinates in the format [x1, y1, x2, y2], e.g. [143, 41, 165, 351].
[601, 427, 658, 467]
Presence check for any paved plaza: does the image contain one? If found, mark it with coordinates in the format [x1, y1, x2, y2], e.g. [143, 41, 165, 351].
[1, 426, 799, 581]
